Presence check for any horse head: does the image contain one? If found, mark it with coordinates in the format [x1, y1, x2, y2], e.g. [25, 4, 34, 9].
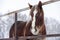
[28, 1, 46, 35]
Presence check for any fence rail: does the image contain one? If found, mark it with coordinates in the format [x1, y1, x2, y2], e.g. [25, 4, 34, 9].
[0, 34, 60, 40]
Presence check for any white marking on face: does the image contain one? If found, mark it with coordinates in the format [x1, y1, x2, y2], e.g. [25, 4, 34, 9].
[32, 8, 37, 29]
[31, 6, 39, 35]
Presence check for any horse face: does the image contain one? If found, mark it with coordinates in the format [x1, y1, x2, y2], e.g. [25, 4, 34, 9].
[29, 1, 43, 35]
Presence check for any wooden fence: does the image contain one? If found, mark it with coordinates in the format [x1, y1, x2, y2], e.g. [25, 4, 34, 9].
[0, 34, 60, 40]
[0, 0, 60, 40]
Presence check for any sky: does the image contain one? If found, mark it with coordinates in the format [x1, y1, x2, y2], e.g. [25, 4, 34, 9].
[0, 0, 50, 22]
[0, 0, 49, 14]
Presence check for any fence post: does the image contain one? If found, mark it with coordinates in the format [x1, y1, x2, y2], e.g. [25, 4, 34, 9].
[15, 12, 18, 40]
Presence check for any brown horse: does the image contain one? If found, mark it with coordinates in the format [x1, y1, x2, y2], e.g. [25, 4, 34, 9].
[9, 1, 46, 40]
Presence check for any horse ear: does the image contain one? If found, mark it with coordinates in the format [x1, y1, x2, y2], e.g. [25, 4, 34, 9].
[38, 1, 42, 8]
[28, 3, 32, 9]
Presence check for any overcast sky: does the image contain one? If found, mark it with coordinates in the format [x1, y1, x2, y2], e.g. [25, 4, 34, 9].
[0, 0, 49, 14]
